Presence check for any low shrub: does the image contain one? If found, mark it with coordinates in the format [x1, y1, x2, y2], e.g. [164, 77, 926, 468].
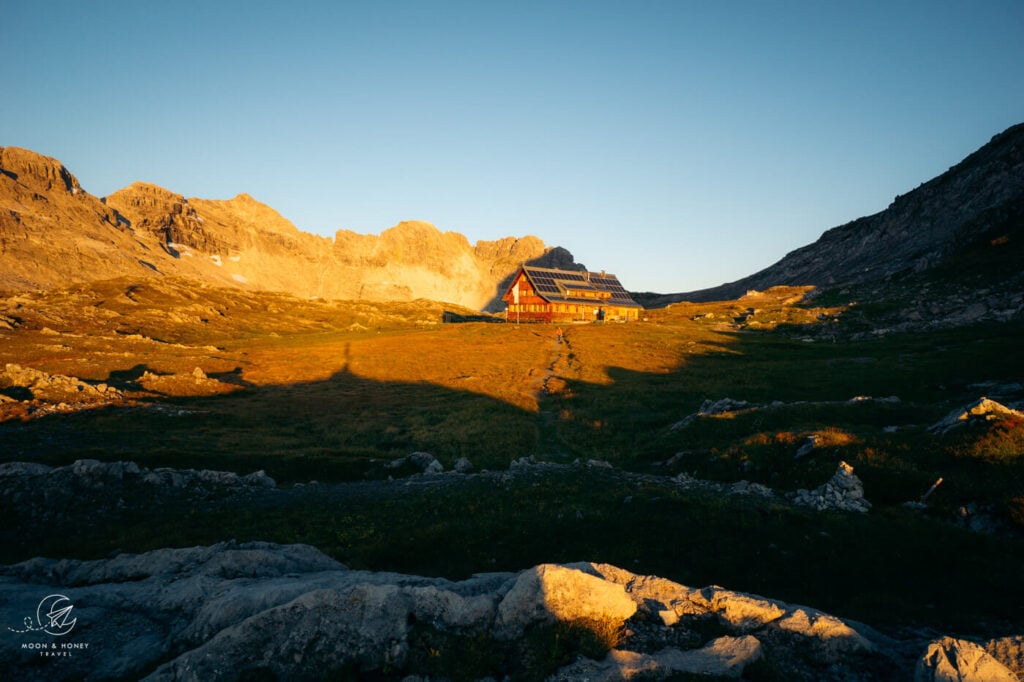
[956, 416, 1024, 462]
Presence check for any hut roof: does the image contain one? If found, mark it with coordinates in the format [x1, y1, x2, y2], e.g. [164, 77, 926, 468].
[517, 266, 642, 308]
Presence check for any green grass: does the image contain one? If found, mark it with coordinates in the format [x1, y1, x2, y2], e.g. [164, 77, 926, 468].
[3, 283, 1024, 643]
[6, 467, 1022, 637]
[0, 369, 540, 483]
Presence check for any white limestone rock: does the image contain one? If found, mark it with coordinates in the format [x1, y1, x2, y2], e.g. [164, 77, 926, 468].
[928, 397, 1024, 434]
[791, 460, 871, 513]
[0, 544, 1003, 680]
[494, 564, 637, 640]
[915, 636, 1020, 681]
[551, 635, 764, 681]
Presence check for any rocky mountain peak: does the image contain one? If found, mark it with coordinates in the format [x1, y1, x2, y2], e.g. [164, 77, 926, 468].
[105, 181, 214, 252]
[0, 146, 581, 309]
[0, 146, 82, 195]
[194, 192, 304, 238]
[385, 219, 443, 236]
[383, 221, 472, 264]
[113, 180, 184, 202]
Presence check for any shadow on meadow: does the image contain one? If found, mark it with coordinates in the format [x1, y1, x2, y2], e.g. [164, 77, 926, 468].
[549, 318, 1024, 520]
[0, 361, 539, 483]
[2, 317, 1024, 636]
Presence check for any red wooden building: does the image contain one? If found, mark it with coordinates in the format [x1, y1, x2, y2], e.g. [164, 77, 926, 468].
[502, 266, 643, 323]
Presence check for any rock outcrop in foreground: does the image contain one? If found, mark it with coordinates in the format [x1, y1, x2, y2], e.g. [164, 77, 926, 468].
[2, 542, 1020, 680]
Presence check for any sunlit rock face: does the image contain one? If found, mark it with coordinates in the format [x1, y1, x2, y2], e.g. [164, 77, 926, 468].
[493, 563, 638, 640]
[928, 396, 1024, 434]
[915, 636, 1020, 682]
[1, 147, 580, 310]
[2, 541, 1018, 680]
[0, 147, 144, 293]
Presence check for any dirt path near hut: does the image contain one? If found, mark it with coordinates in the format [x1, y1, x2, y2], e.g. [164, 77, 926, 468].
[536, 328, 574, 459]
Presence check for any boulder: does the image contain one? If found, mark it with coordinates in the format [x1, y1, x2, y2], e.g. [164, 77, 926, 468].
[1, 363, 123, 403]
[551, 636, 764, 680]
[794, 435, 819, 459]
[693, 587, 787, 632]
[583, 563, 877, 666]
[670, 397, 757, 430]
[791, 461, 871, 513]
[388, 451, 444, 474]
[149, 585, 415, 679]
[955, 502, 1006, 534]
[915, 636, 1020, 681]
[729, 480, 775, 497]
[771, 604, 874, 658]
[241, 469, 276, 488]
[493, 564, 637, 640]
[928, 397, 1024, 434]
[138, 368, 235, 396]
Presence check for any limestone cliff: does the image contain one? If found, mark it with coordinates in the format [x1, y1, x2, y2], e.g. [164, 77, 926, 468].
[0, 147, 578, 309]
[0, 147, 143, 293]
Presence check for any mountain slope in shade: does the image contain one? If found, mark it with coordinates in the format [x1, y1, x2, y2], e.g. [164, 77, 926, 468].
[669, 122, 1024, 304]
[0, 147, 577, 309]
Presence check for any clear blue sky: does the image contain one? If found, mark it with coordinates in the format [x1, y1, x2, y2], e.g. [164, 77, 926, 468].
[4, 1, 1023, 293]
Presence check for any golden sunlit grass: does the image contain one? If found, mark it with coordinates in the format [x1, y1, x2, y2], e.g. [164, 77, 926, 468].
[343, 325, 557, 412]
[645, 285, 843, 329]
[955, 416, 1024, 462]
[0, 282, 838, 420]
[744, 427, 859, 448]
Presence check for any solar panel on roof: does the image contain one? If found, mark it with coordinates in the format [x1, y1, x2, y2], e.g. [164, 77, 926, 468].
[517, 266, 642, 309]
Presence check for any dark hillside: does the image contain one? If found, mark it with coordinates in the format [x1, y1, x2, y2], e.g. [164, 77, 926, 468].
[664, 122, 1024, 305]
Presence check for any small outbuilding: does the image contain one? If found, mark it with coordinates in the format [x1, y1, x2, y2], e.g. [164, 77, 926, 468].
[502, 265, 643, 323]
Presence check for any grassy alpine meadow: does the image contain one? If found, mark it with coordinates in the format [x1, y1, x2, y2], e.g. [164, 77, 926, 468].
[2, 282, 1023, 637]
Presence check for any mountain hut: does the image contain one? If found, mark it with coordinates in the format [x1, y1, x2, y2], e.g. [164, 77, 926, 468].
[501, 265, 643, 323]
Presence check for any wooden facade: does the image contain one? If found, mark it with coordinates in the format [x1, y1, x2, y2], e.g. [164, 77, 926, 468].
[502, 266, 643, 323]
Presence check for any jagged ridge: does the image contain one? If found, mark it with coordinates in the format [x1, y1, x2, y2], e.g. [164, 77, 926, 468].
[0, 146, 579, 309]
